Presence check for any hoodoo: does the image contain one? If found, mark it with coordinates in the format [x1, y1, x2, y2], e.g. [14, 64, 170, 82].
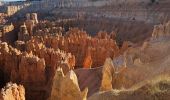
[0, 0, 170, 100]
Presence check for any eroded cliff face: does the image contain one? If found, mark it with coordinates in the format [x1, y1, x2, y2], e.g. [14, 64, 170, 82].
[19, 53, 46, 84]
[152, 21, 170, 39]
[12, 13, 131, 70]
[2, 13, 170, 100]
[0, 41, 75, 100]
[0, 13, 131, 100]
[24, 27, 121, 68]
[73, 21, 170, 99]
[0, 83, 25, 100]
[108, 21, 170, 89]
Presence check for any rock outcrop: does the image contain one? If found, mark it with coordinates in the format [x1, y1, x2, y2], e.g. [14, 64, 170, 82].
[19, 53, 46, 84]
[0, 83, 25, 100]
[25, 38, 75, 76]
[100, 56, 127, 91]
[49, 68, 88, 100]
[100, 58, 114, 91]
[49, 68, 64, 100]
[25, 13, 39, 35]
[152, 21, 170, 39]
[18, 13, 39, 41]
[25, 27, 120, 68]
[83, 48, 92, 68]
[0, 41, 75, 100]
[4, 13, 170, 100]
[18, 23, 30, 41]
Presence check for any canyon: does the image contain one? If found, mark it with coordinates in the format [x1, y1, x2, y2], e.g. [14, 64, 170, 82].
[0, 0, 170, 100]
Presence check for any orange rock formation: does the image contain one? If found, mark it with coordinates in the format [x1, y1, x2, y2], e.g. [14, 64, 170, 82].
[0, 83, 25, 100]
[24, 27, 120, 68]
[0, 41, 75, 100]
[83, 47, 92, 68]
